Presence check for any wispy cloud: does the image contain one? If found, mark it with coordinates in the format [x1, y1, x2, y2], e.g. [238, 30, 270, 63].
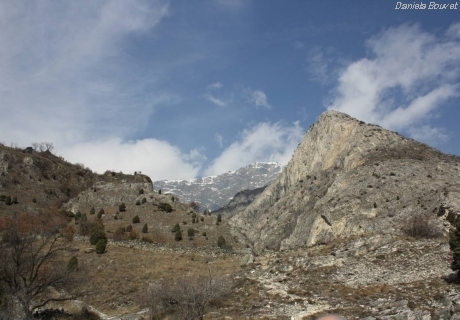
[207, 82, 223, 90]
[205, 94, 227, 107]
[0, 0, 170, 148]
[327, 23, 460, 145]
[245, 88, 272, 109]
[204, 121, 304, 176]
[215, 133, 223, 148]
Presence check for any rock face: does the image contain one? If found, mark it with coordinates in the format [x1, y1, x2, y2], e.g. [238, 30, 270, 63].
[231, 110, 460, 254]
[213, 186, 267, 218]
[154, 162, 282, 211]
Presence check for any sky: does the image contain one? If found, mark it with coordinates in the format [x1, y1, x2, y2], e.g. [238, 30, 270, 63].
[1, 1, 460, 181]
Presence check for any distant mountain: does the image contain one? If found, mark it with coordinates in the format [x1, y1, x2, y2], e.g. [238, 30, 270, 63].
[154, 162, 282, 211]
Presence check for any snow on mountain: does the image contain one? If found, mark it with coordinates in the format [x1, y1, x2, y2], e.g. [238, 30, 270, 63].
[153, 162, 282, 211]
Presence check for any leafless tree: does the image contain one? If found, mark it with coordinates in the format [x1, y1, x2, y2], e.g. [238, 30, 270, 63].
[0, 212, 85, 318]
[189, 201, 200, 212]
[144, 268, 229, 320]
[43, 142, 54, 153]
[31, 143, 39, 151]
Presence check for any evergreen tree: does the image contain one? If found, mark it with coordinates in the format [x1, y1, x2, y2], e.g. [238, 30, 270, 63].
[90, 207, 95, 215]
[175, 229, 182, 241]
[96, 239, 107, 254]
[142, 223, 148, 233]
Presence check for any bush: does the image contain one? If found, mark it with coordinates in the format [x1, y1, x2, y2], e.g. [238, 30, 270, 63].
[171, 223, 180, 233]
[175, 230, 182, 241]
[97, 208, 104, 219]
[132, 215, 140, 223]
[90, 207, 95, 215]
[141, 197, 146, 204]
[5, 196, 11, 206]
[75, 211, 82, 221]
[119, 203, 126, 212]
[32, 197, 37, 203]
[217, 214, 222, 223]
[141, 236, 153, 243]
[158, 203, 173, 212]
[96, 239, 107, 254]
[200, 217, 204, 222]
[136, 200, 141, 206]
[159, 189, 161, 195]
[187, 228, 196, 237]
[217, 236, 226, 248]
[67, 256, 78, 270]
[113, 227, 125, 241]
[139, 188, 144, 195]
[126, 225, 133, 232]
[142, 223, 148, 233]
[90, 229, 107, 245]
[192, 212, 197, 219]
[12, 196, 18, 204]
[402, 212, 439, 238]
[202, 232, 206, 237]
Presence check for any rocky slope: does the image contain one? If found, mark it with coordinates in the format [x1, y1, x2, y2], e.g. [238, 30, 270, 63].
[154, 162, 282, 211]
[231, 110, 460, 254]
[213, 185, 267, 218]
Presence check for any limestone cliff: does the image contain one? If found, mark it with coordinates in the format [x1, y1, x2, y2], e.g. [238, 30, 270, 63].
[231, 110, 460, 254]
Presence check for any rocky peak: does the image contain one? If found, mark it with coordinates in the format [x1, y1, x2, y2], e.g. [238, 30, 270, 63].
[231, 110, 460, 254]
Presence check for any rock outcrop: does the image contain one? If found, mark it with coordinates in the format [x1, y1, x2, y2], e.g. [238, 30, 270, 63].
[231, 110, 460, 254]
[213, 185, 267, 218]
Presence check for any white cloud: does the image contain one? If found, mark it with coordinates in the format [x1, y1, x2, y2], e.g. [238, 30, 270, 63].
[214, 133, 223, 148]
[0, 0, 170, 147]
[207, 82, 223, 90]
[59, 138, 203, 181]
[246, 89, 272, 109]
[327, 23, 460, 141]
[205, 94, 226, 106]
[204, 121, 304, 176]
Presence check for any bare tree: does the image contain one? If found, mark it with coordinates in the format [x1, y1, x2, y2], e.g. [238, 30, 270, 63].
[0, 212, 85, 318]
[43, 142, 54, 153]
[144, 268, 229, 320]
[31, 143, 39, 151]
[189, 201, 200, 212]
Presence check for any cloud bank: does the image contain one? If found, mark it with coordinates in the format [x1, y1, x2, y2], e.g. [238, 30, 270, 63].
[327, 23, 460, 145]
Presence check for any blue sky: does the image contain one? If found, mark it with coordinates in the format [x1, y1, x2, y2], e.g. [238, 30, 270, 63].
[1, 1, 460, 180]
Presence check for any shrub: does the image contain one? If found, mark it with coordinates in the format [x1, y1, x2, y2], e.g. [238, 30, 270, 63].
[80, 213, 87, 222]
[90, 229, 107, 245]
[141, 236, 153, 243]
[5, 196, 11, 206]
[67, 256, 78, 270]
[142, 223, 148, 233]
[200, 217, 204, 222]
[159, 189, 161, 195]
[192, 212, 197, 219]
[187, 228, 196, 237]
[136, 200, 141, 206]
[171, 196, 175, 202]
[90, 207, 95, 215]
[202, 232, 207, 237]
[96, 239, 107, 254]
[132, 215, 140, 223]
[171, 223, 180, 233]
[158, 203, 173, 212]
[183, 220, 187, 225]
[189, 201, 200, 211]
[217, 236, 226, 248]
[0, 195, 5, 201]
[32, 197, 37, 203]
[97, 208, 104, 219]
[75, 211, 82, 221]
[217, 214, 222, 223]
[192, 218, 196, 224]
[126, 225, 133, 232]
[119, 203, 126, 212]
[12, 196, 18, 204]
[139, 188, 144, 195]
[402, 212, 439, 238]
[113, 227, 125, 241]
[175, 230, 182, 241]
[141, 197, 146, 204]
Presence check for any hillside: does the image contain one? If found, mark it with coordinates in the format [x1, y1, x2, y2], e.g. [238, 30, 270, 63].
[231, 110, 460, 254]
[154, 162, 282, 211]
[0, 144, 152, 216]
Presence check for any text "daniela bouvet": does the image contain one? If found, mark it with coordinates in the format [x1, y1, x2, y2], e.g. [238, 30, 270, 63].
[395, 1, 458, 9]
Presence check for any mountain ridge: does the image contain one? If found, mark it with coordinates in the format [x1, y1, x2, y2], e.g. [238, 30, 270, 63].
[231, 110, 460, 254]
[154, 162, 282, 211]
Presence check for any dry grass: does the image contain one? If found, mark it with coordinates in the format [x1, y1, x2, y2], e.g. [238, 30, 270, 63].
[64, 237, 241, 317]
